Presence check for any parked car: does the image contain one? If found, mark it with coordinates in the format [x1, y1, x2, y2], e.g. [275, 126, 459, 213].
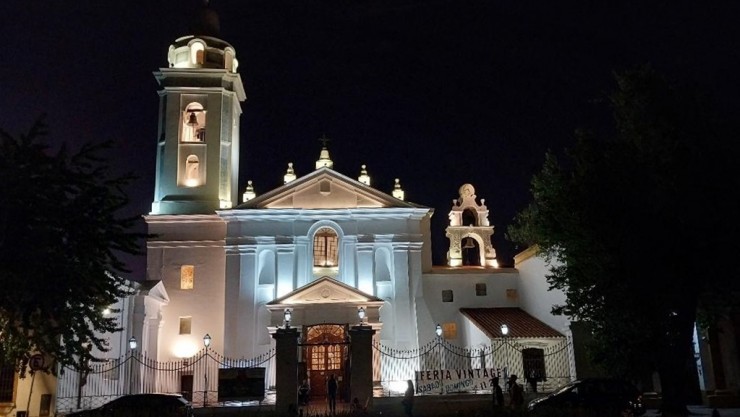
[527, 378, 645, 416]
[66, 393, 193, 417]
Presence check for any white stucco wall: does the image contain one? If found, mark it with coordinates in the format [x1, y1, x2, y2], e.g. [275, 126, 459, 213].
[515, 250, 570, 334]
[146, 216, 227, 361]
[418, 269, 519, 347]
[11, 371, 57, 417]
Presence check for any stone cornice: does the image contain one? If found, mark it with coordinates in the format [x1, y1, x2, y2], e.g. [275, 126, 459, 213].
[219, 207, 431, 221]
[144, 214, 225, 224]
[147, 240, 225, 249]
[513, 245, 539, 266]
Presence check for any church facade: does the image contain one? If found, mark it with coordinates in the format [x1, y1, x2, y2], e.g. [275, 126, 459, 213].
[137, 27, 574, 399]
[8, 10, 738, 417]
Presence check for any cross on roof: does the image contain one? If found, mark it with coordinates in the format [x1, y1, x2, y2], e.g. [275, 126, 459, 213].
[318, 133, 331, 147]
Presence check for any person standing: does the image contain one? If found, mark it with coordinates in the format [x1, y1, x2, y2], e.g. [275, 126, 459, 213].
[327, 374, 338, 415]
[299, 379, 310, 405]
[492, 376, 505, 408]
[508, 374, 524, 408]
[402, 380, 415, 417]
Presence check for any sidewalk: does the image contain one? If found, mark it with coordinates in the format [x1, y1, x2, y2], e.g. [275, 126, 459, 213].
[644, 406, 740, 416]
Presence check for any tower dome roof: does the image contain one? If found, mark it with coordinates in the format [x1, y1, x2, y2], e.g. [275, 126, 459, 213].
[166, 1, 238, 72]
[190, 0, 220, 37]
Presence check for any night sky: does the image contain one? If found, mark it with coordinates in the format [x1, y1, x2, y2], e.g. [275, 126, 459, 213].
[2, 1, 737, 278]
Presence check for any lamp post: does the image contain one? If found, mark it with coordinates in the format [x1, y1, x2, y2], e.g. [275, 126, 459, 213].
[435, 324, 444, 394]
[203, 334, 211, 407]
[500, 324, 509, 379]
[284, 309, 292, 329]
[358, 307, 366, 325]
[128, 337, 137, 395]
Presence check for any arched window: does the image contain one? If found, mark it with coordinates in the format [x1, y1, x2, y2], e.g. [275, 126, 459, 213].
[313, 227, 338, 267]
[224, 48, 235, 72]
[190, 41, 205, 65]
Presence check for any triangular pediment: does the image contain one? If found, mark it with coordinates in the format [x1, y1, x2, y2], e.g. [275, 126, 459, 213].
[137, 280, 169, 304]
[267, 276, 383, 305]
[235, 167, 423, 210]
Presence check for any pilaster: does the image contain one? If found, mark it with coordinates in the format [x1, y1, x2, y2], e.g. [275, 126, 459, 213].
[349, 326, 376, 409]
[272, 327, 300, 415]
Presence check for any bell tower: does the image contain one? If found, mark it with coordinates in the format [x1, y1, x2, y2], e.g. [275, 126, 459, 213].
[150, 3, 246, 214]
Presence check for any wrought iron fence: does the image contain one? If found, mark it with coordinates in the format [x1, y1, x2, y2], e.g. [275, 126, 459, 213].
[56, 348, 275, 413]
[373, 337, 572, 396]
[56, 338, 571, 413]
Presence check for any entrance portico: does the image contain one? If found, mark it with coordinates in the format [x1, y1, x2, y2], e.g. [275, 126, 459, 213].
[266, 276, 384, 331]
[266, 276, 384, 400]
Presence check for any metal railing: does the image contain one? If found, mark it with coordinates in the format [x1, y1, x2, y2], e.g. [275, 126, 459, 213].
[56, 347, 275, 413]
[373, 338, 573, 396]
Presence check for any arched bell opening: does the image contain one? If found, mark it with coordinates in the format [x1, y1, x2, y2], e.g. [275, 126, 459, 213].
[462, 235, 481, 266]
[461, 208, 478, 227]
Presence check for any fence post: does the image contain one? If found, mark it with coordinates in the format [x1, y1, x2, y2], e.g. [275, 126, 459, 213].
[272, 327, 299, 415]
[349, 325, 375, 409]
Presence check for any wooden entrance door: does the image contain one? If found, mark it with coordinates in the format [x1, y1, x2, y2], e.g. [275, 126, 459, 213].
[304, 324, 347, 399]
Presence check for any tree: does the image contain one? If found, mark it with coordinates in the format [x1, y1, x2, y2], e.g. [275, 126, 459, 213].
[509, 68, 740, 416]
[0, 119, 144, 375]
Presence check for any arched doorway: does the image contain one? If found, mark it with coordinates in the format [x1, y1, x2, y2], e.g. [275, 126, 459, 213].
[303, 324, 349, 400]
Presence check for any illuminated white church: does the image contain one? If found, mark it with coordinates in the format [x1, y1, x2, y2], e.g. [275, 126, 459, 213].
[6, 9, 738, 417]
[134, 20, 575, 398]
[106, 16, 739, 411]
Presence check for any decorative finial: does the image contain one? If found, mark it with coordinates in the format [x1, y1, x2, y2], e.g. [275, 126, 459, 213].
[284, 162, 297, 184]
[242, 180, 256, 202]
[315, 136, 334, 169]
[392, 178, 405, 201]
[358, 164, 371, 186]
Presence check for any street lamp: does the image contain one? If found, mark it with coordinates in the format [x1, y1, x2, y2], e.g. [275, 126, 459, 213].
[203, 334, 211, 406]
[500, 324, 509, 378]
[128, 337, 137, 395]
[435, 324, 444, 394]
[284, 309, 292, 328]
[358, 307, 366, 325]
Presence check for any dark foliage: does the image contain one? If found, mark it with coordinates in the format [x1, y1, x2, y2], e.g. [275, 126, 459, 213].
[0, 118, 145, 375]
[508, 67, 740, 415]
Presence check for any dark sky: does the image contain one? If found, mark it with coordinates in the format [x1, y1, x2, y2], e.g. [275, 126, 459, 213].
[2, 1, 738, 277]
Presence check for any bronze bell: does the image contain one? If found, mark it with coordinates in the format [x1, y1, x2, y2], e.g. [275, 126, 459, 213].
[463, 237, 475, 249]
[186, 112, 199, 127]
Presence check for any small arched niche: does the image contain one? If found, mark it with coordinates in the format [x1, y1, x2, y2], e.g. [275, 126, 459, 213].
[183, 155, 201, 187]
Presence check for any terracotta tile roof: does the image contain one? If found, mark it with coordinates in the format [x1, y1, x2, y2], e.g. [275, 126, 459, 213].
[460, 307, 564, 338]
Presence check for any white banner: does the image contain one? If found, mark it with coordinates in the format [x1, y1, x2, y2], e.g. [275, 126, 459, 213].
[415, 368, 506, 394]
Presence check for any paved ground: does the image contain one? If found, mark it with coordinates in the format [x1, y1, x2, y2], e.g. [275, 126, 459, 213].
[644, 407, 740, 417]
[192, 392, 740, 417]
